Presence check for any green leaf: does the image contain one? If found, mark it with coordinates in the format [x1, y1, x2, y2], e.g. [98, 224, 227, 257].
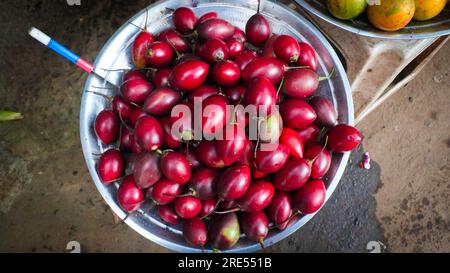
[0, 111, 23, 121]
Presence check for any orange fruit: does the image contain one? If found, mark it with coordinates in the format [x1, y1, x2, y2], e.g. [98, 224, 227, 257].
[413, 0, 446, 21]
[327, 0, 368, 20]
[367, 0, 416, 31]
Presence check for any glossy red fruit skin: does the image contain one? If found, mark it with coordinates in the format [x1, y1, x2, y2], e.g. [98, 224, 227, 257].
[157, 29, 190, 53]
[188, 85, 219, 103]
[298, 42, 318, 71]
[280, 99, 317, 129]
[304, 144, 332, 179]
[241, 211, 269, 242]
[309, 96, 338, 127]
[183, 217, 208, 247]
[197, 18, 235, 41]
[198, 12, 218, 24]
[146, 41, 174, 68]
[224, 84, 246, 105]
[98, 149, 125, 184]
[237, 140, 255, 166]
[213, 60, 241, 87]
[254, 143, 290, 174]
[253, 168, 268, 179]
[216, 124, 247, 166]
[202, 94, 231, 135]
[161, 151, 191, 184]
[120, 127, 143, 154]
[94, 110, 119, 145]
[112, 96, 132, 121]
[123, 70, 147, 82]
[197, 141, 226, 169]
[143, 87, 182, 116]
[190, 168, 219, 200]
[208, 213, 240, 250]
[294, 179, 326, 214]
[159, 116, 182, 149]
[297, 124, 320, 145]
[150, 179, 183, 205]
[132, 152, 162, 189]
[176, 53, 203, 65]
[233, 50, 258, 71]
[174, 196, 202, 219]
[266, 191, 293, 230]
[118, 175, 145, 212]
[226, 38, 244, 58]
[170, 60, 209, 91]
[280, 128, 304, 158]
[120, 78, 154, 105]
[218, 199, 237, 210]
[246, 14, 271, 46]
[238, 180, 275, 212]
[262, 35, 278, 57]
[274, 158, 311, 192]
[128, 106, 147, 127]
[119, 126, 133, 152]
[199, 198, 217, 218]
[134, 116, 164, 151]
[158, 205, 181, 225]
[196, 38, 229, 64]
[173, 7, 197, 33]
[186, 149, 203, 170]
[169, 102, 194, 142]
[326, 124, 362, 153]
[273, 35, 301, 63]
[244, 77, 277, 115]
[133, 32, 155, 69]
[242, 56, 285, 85]
[282, 69, 319, 99]
[231, 27, 246, 42]
[152, 68, 172, 88]
[216, 164, 251, 201]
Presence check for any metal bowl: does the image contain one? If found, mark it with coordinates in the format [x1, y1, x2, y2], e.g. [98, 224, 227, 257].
[80, 0, 353, 253]
[296, 0, 450, 40]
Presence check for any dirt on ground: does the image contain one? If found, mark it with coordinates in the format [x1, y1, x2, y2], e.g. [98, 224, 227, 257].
[359, 41, 450, 252]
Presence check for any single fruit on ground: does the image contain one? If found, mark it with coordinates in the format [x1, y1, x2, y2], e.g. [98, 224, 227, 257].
[413, 0, 446, 21]
[327, 0, 368, 20]
[367, 0, 416, 31]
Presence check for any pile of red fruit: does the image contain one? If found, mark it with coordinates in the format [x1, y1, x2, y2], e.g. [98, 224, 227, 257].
[93, 5, 362, 251]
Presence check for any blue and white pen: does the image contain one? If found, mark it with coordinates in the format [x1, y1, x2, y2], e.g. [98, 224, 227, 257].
[28, 27, 116, 86]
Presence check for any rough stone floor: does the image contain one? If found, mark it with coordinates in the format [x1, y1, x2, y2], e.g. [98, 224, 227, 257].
[0, 0, 448, 253]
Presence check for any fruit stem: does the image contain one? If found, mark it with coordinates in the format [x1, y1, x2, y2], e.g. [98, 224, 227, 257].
[85, 90, 113, 101]
[259, 239, 266, 253]
[128, 21, 145, 31]
[285, 65, 309, 70]
[318, 67, 335, 82]
[276, 77, 285, 97]
[166, 38, 182, 59]
[270, 210, 301, 230]
[214, 207, 240, 214]
[154, 149, 164, 156]
[257, 0, 261, 14]
[308, 136, 329, 165]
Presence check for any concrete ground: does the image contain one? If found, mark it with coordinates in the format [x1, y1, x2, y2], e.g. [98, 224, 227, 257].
[0, 0, 448, 253]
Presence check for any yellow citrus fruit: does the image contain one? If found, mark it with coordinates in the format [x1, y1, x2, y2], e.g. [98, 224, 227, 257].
[368, 0, 416, 31]
[413, 0, 446, 21]
[327, 0, 368, 20]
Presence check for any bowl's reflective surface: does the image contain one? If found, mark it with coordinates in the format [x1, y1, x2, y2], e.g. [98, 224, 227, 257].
[80, 0, 353, 253]
[296, 0, 450, 40]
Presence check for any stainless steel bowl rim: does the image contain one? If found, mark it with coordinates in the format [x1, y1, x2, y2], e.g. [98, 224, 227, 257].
[295, 0, 450, 40]
[80, 0, 354, 253]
